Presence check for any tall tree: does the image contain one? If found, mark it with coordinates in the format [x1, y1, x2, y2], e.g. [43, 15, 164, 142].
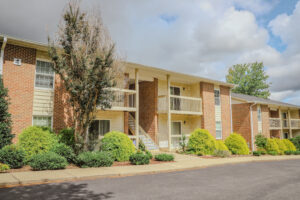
[48, 1, 119, 149]
[0, 75, 14, 148]
[226, 62, 271, 98]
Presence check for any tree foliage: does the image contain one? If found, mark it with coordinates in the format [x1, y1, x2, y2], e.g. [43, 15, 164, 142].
[226, 62, 271, 98]
[48, 2, 120, 149]
[0, 75, 14, 148]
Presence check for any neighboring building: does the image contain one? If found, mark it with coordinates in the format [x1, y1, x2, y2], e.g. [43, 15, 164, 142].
[231, 93, 300, 150]
[0, 35, 234, 150]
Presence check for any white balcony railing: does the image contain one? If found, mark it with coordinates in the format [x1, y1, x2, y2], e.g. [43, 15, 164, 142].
[269, 118, 281, 129]
[158, 95, 202, 115]
[291, 119, 300, 129]
[98, 88, 136, 111]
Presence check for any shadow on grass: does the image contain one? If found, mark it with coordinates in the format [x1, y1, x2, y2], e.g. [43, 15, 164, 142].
[0, 183, 114, 200]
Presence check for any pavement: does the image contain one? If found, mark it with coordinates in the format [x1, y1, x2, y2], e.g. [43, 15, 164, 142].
[0, 153, 300, 188]
[1, 159, 300, 200]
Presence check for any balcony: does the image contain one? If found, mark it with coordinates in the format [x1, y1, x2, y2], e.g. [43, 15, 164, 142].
[98, 88, 136, 112]
[291, 119, 300, 129]
[269, 118, 281, 129]
[158, 95, 202, 115]
[269, 118, 300, 130]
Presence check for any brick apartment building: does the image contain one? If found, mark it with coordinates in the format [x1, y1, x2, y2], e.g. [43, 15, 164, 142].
[0, 35, 234, 150]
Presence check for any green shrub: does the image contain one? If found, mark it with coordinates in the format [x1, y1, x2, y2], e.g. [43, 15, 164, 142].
[257, 148, 267, 155]
[129, 152, 150, 165]
[100, 131, 135, 162]
[282, 139, 296, 151]
[290, 136, 300, 150]
[216, 140, 229, 151]
[253, 151, 262, 156]
[255, 134, 267, 149]
[293, 151, 300, 155]
[58, 128, 75, 148]
[284, 150, 293, 155]
[50, 143, 76, 163]
[29, 152, 67, 170]
[213, 149, 231, 158]
[187, 129, 216, 155]
[138, 140, 146, 151]
[0, 163, 10, 172]
[154, 153, 174, 161]
[145, 150, 153, 159]
[18, 126, 58, 159]
[0, 145, 25, 168]
[266, 138, 280, 154]
[268, 151, 278, 156]
[274, 138, 287, 155]
[77, 151, 113, 168]
[225, 133, 249, 155]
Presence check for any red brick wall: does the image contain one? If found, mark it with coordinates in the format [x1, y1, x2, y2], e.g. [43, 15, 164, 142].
[200, 82, 216, 136]
[53, 74, 74, 133]
[139, 79, 158, 142]
[270, 110, 279, 118]
[232, 103, 251, 146]
[220, 86, 231, 139]
[2, 44, 36, 141]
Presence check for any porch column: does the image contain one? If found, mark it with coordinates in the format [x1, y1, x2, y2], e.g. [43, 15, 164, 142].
[279, 108, 283, 139]
[135, 69, 139, 148]
[167, 74, 172, 151]
[288, 109, 292, 138]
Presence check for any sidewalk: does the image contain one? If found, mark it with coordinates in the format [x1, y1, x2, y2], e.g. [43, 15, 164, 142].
[1, 153, 300, 187]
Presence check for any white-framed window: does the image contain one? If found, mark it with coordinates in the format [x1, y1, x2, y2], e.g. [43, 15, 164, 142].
[35, 60, 54, 89]
[89, 120, 110, 138]
[216, 121, 222, 139]
[171, 121, 182, 135]
[214, 89, 220, 106]
[33, 116, 52, 128]
[257, 105, 262, 122]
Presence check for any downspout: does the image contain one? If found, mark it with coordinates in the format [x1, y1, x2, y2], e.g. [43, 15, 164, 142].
[229, 90, 233, 133]
[0, 37, 7, 75]
[250, 102, 257, 151]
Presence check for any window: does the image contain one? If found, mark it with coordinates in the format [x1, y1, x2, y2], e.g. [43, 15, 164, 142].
[257, 105, 262, 122]
[35, 60, 54, 89]
[89, 120, 110, 139]
[33, 116, 52, 128]
[171, 121, 182, 135]
[214, 89, 220, 106]
[170, 86, 181, 110]
[216, 121, 222, 139]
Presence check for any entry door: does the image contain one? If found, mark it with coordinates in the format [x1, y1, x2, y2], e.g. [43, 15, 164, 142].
[171, 122, 182, 135]
[170, 86, 180, 110]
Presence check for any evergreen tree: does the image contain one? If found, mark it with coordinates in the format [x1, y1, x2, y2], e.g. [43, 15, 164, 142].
[0, 75, 14, 148]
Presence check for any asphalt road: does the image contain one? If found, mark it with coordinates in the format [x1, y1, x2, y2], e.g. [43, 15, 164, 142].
[1, 159, 300, 200]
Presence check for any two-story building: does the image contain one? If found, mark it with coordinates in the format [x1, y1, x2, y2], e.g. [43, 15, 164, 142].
[0, 35, 234, 151]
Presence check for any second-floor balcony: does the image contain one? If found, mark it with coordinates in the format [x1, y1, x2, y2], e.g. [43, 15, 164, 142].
[158, 95, 202, 115]
[269, 118, 300, 129]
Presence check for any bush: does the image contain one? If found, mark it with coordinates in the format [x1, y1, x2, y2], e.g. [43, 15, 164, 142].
[293, 151, 300, 155]
[268, 151, 278, 156]
[187, 129, 216, 155]
[50, 143, 76, 163]
[18, 126, 58, 159]
[0, 163, 10, 172]
[253, 151, 262, 156]
[154, 153, 174, 161]
[213, 149, 231, 158]
[100, 131, 135, 162]
[145, 150, 153, 159]
[129, 151, 150, 165]
[290, 136, 300, 151]
[216, 140, 229, 151]
[0, 145, 25, 168]
[282, 139, 296, 151]
[266, 138, 280, 154]
[225, 133, 249, 155]
[274, 138, 287, 155]
[29, 152, 67, 170]
[257, 148, 267, 155]
[58, 128, 75, 148]
[255, 134, 267, 149]
[138, 140, 146, 151]
[284, 150, 293, 155]
[77, 151, 113, 168]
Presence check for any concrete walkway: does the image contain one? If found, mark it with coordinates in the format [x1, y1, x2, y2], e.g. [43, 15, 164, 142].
[1, 153, 300, 187]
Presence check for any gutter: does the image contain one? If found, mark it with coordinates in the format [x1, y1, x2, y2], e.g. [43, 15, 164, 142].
[250, 102, 257, 151]
[0, 37, 7, 75]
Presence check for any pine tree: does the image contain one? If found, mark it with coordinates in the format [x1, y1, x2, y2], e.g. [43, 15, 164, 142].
[0, 75, 14, 148]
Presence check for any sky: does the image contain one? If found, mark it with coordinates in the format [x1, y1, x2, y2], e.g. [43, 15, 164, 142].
[1, 0, 300, 105]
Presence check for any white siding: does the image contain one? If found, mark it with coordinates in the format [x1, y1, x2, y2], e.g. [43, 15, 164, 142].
[94, 111, 124, 132]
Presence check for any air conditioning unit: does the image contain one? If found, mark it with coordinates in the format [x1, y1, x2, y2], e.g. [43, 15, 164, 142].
[13, 58, 22, 66]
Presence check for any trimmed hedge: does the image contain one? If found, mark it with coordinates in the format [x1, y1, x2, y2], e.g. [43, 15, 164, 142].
[154, 153, 174, 161]
[0, 163, 10, 172]
[274, 138, 287, 155]
[50, 143, 76, 163]
[0, 145, 25, 168]
[282, 139, 296, 152]
[187, 129, 216, 155]
[225, 133, 249, 155]
[29, 152, 67, 170]
[77, 151, 114, 168]
[216, 140, 229, 151]
[129, 152, 150, 165]
[18, 126, 58, 159]
[266, 138, 280, 154]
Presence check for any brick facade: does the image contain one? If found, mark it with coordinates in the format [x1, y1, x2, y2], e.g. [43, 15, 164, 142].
[2, 44, 36, 141]
[139, 79, 158, 142]
[220, 86, 231, 139]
